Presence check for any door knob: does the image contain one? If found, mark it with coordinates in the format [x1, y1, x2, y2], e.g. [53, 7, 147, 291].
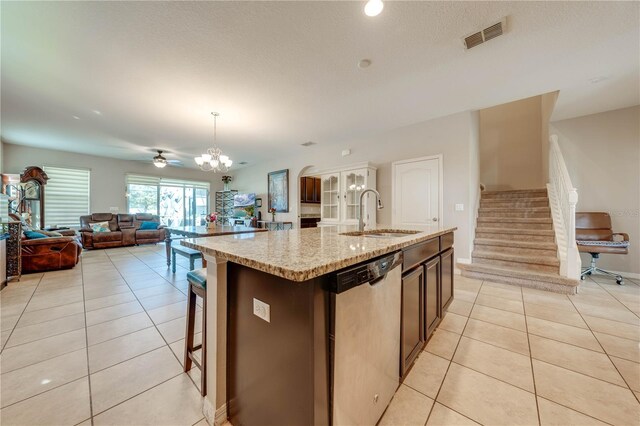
[432, 218, 438, 222]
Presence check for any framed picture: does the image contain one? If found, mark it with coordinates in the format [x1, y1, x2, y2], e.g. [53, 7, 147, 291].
[267, 169, 289, 212]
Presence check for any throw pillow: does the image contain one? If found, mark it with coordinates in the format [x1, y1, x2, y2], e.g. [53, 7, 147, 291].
[139, 221, 159, 230]
[39, 230, 63, 237]
[24, 230, 48, 239]
[90, 221, 111, 233]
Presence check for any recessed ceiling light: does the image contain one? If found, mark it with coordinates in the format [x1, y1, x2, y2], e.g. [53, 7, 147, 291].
[364, 0, 384, 17]
[72, 115, 80, 120]
[92, 110, 102, 115]
[358, 59, 372, 69]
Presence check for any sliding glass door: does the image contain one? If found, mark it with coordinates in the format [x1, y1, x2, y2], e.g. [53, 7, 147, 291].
[126, 175, 210, 227]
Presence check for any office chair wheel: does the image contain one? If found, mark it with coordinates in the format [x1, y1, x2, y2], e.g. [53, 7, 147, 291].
[586, 271, 592, 275]
[580, 275, 586, 281]
[616, 278, 624, 285]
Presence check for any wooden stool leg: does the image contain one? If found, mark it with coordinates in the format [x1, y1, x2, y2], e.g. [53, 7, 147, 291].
[184, 286, 196, 372]
[200, 294, 207, 396]
[189, 256, 195, 271]
[172, 250, 176, 273]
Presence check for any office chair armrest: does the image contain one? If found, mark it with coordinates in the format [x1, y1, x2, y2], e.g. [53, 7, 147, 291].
[612, 233, 629, 242]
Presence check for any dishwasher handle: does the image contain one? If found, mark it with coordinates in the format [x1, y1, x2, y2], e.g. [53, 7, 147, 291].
[331, 251, 403, 293]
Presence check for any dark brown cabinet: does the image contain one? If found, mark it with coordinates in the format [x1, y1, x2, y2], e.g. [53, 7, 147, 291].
[300, 177, 321, 204]
[401, 266, 424, 378]
[400, 232, 454, 378]
[424, 256, 441, 339]
[441, 248, 454, 311]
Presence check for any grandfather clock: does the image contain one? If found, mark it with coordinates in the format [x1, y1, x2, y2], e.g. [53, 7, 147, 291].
[19, 166, 48, 230]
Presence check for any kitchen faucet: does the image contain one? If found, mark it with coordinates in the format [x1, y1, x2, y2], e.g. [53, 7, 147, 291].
[359, 189, 383, 232]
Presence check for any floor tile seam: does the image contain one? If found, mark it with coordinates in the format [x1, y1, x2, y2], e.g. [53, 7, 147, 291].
[84, 297, 141, 314]
[79, 258, 96, 424]
[447, 358, 536, 394]
[88, 343, 175, 376]
[566, 287, 640, 391]
[521, 286, 542, 426]
[4, 322, 88, 351]
[0, 275, 44, 352]
[89, 370, 193, 418]
[191, 417, 206, 426]
[9, 301, 83, 326]
[533, 358, 640, 423]
[423, 279, 482, 426]
[525, 329, 605, 354]
[0, 341, 88, 375]
[523, 299, 581, 314]
[87, 324, 157, 349]
[0, 375, 89, 411]
[472, 299, 524, 316]
[467, 312, 528, 333]
[22, 298, 87, 314]
[535, 395, 616, 426]
[103, 249, 196, 388]
[85, 309, 147, 329]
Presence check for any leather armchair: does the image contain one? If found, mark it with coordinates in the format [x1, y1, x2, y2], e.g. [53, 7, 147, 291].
[576, 212, 629, 284]
[21, 236, 82, 274]
[118, 213, 166, 245]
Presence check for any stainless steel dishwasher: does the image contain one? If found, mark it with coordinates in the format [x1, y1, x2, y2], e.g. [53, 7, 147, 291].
[329, 251, 403, 426]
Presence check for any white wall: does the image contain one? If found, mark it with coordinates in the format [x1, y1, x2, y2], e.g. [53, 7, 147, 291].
[230, 111, 480, 263]
[2, 143, 224, 214]
[551, 106, 640, 275]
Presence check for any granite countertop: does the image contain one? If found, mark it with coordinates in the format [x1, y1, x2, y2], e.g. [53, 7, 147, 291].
[182, 224, 456, 282]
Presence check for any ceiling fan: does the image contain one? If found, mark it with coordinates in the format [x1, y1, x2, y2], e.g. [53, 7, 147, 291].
[152, 150, 182, 168]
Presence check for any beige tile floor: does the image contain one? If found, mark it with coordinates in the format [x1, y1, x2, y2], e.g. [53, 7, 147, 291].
[381, 274, 640, 426]
[1, 244, 206, 426]
[1, 245, 639, 425]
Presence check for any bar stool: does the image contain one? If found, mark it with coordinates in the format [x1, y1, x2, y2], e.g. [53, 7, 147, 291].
[184, 268, 207, 396]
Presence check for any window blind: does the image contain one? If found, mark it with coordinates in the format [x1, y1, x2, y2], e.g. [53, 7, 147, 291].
[125, 174, 210, 190]
[43, 166, 91, 227]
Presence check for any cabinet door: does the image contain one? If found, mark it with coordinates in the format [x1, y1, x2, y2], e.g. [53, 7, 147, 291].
[401, 267, 424, 378]
[320, 174, 340, 221]
[313, 178, 321, 203]
[300, 178, 306, 203]
[440, 248, 454, 312]
[341, 169, 367, 223]
[303, 177, 314, 202]
[424, 256, 441, 340]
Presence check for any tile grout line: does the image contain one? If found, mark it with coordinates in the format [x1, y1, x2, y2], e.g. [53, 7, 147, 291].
[102, 246, 204, 395]
[422, 279, 484, 426]
[0, 275, 44, 353]
[521, 284, 542, 426]
[566, 279, 640, 404]
[79, 259, 96, 425]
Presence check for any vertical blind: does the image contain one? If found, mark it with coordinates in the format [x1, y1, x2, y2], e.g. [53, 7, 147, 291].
[43, 166, 91, 227]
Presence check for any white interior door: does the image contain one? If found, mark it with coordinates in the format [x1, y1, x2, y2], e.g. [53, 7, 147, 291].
[393, 157, 440, 226]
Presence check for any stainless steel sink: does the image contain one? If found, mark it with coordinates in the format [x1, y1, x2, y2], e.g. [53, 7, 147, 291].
[340, 229, 421, 238]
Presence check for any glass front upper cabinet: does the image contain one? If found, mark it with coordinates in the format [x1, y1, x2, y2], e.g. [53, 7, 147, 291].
[342, 169, 367, 223]
[321, 173, 340, 221]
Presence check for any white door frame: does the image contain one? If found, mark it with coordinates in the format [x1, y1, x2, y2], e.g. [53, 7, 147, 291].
[391, 154, 444, 226]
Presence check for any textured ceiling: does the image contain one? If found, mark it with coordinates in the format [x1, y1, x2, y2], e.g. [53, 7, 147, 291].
[1, 1, 638, 167]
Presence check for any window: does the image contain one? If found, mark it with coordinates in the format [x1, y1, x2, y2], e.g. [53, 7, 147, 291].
[43, 166, 90, 227]
[126, 174, 210, 227]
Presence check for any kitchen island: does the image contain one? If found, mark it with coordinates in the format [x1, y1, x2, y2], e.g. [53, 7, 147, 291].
[183, 224, 456, 426]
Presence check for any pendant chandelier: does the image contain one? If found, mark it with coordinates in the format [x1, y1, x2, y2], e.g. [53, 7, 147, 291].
[194, 112, 233, 172]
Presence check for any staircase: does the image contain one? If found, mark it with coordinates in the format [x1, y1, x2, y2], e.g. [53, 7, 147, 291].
[460, 188, 579, 294]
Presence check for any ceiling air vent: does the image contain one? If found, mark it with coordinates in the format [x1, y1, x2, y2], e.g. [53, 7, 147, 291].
[463, 17, 507, 50]
[301, 141, 316, 147]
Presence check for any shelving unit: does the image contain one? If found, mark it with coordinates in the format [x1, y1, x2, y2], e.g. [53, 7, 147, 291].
[215, 190, 238, 225]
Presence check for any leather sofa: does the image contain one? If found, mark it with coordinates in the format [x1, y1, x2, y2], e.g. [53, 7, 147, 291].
[80, 213, 166, 249]
[22, 236, 82, 274]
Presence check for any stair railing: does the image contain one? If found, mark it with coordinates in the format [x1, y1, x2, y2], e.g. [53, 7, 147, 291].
[548, 134, 580, 279]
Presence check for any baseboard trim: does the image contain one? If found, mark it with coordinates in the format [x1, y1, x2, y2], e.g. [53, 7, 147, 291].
[202, 399, 227, 426]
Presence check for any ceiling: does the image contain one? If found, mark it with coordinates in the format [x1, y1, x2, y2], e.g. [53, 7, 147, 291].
[1, 1, 638, 168]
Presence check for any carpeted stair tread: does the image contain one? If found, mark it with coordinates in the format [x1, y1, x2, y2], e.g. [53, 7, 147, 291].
[474, 238, 557, 250]
[477, 217, 553, 224]
[479, 207, 551, 213]
[475, 227, 555, 236]
[459, 263, 578, 287]
[472, 250, 560, 267]
[482, 189, 548, 199]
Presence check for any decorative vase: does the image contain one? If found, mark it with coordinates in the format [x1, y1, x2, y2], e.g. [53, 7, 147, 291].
[207, 222, 216, 229]
[223, 182, 230, 191]
[271, 213, 276, 222]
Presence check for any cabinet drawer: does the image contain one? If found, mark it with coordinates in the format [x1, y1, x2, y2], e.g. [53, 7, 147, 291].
[440, 232, 453, 251]
[403, 237, 439, 272]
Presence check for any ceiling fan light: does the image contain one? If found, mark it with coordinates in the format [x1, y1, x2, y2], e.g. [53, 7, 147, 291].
[154, 160, 167, 168]
[364, 0, 384, 17]
[194, 157, 204, 166]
